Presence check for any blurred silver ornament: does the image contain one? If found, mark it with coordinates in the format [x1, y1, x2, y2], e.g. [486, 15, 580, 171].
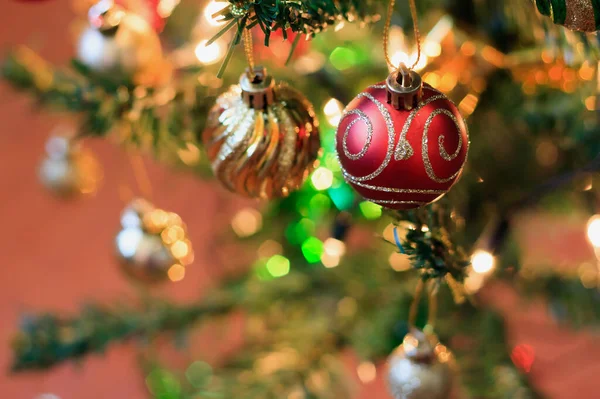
[116, 198, 193, 283]
[386, 329, 454, 399]
[39, 135, 102, 196]
[77, 0, 171, 86]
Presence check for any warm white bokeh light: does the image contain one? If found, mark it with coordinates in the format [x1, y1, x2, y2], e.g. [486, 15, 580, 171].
[204, 1, 227, 26]
[311, 167, 334, 191]
[323, 98, 344, 126]
[471, 249, 495, 274]
[194, 40, 223, 64]
[587, 215, 600, 248]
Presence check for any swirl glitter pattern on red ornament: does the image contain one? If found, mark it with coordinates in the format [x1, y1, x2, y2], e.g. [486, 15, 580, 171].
[336, 83, 469, 210]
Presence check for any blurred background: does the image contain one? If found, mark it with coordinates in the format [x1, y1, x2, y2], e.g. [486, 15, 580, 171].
[2, 0, 600, 398]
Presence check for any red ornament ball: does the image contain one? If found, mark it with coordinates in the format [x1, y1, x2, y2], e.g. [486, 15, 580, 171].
[336, 82, 469, 210]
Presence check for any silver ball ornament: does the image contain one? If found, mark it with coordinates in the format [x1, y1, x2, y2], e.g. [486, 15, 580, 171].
[77, 1, 168, 85]
[115, 199, 193, 283]
[386, 329, 454, 399]
[39, 135, 102, 196]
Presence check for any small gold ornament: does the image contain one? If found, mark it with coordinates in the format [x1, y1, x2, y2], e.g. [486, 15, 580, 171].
[39, 135, 102, 196]
[115, 199, 193, 283]
[202, 67, 321, 199]
[386, 329, 454, 399]
[77, 0, 171, 86]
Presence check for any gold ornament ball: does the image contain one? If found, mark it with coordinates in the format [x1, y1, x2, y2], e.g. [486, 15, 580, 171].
[39, 135, 102, 196]
[77, 1, 168, 85]
[202, 67, 321, 199]
[386, 329, 454, 399]
[115, 199, 193, 283]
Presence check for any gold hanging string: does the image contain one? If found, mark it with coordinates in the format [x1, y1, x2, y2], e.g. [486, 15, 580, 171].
[408, 278, 425, 328]
[408, 278, 440, 331]
[383, 0, 422, 71]
[129, 153, 153, 199]
[426, 280, 439, 330]
[242, 27, 256, 78]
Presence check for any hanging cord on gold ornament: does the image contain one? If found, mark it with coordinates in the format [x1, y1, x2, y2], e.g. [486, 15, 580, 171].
[129, 153, 153, 199]
[117, 151, 154, 203]
[408, 278, 439, 332]
[242, 27, 257, 80]
[383, 0, 422, 71]
[408, 278, 425, 328]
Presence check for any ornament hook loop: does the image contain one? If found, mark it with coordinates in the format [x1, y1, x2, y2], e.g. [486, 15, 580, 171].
[240, 66, 275, 109]
[386, 63, 423, 110]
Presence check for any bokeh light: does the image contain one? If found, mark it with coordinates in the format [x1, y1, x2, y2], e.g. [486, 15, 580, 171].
[330, 47, 357, 70]
[232, 208, 263, 237]
[323, 98, 344, 126]
[167, 264, 185, 282]
[203, 1, 227, 26]
[266, 255, 291, 277]
[302, 237, 324, 263]
[586, 215, 600, 248]
[471, 249, 495, 274]
[356, 361, 376, 383]
[195, 40, 224, 65]
[186, 361, 213, 388]
[311, 167, 334, 191]
[359, 201, 382, 220]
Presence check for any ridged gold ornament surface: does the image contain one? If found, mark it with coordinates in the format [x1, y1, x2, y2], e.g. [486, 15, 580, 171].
[202, 84, 321, 199]
[386, 329, 454, 399]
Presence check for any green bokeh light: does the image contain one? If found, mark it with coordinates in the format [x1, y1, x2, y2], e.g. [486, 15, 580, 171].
[266, 255, 291, 277]
[323, 152, 341, 172]
[146, 369, 181, 397]
[301, 237, 324, 263]
[359, 201, 382, 219]
[309, 193, 332, 217]
[254, 258, 273, 281]
[329, 184, 355, 211]
[286, 218, 316, 245]
[330, 47, 357, 70]
[185, 361, 213, 388]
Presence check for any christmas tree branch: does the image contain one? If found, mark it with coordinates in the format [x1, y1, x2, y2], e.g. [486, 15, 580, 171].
[12, 292, 237, 371]
[2, 47, 209, 155]
[214, 1, 383, 40]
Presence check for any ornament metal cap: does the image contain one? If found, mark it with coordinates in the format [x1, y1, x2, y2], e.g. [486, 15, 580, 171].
[386, 63, 423, 110]
[240, 66, 275, 110]
[88, 0, 125, 35]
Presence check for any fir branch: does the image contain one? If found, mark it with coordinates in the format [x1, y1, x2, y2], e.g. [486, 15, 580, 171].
[216, 0, 383, 38]
[12, 294, 237, 371]
[2, 47, 210, 162]
[391, 204, 471, 282]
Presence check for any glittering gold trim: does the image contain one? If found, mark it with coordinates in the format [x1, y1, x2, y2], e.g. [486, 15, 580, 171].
[371, 199, 426, 206]
[342, 109, 373, 160]
[337, 85, 468, 197]
[340, 91, 396, 182]
[341, 170, 445, 194]
[565, 0, 596, 32]
[421, 108, 467, 183]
